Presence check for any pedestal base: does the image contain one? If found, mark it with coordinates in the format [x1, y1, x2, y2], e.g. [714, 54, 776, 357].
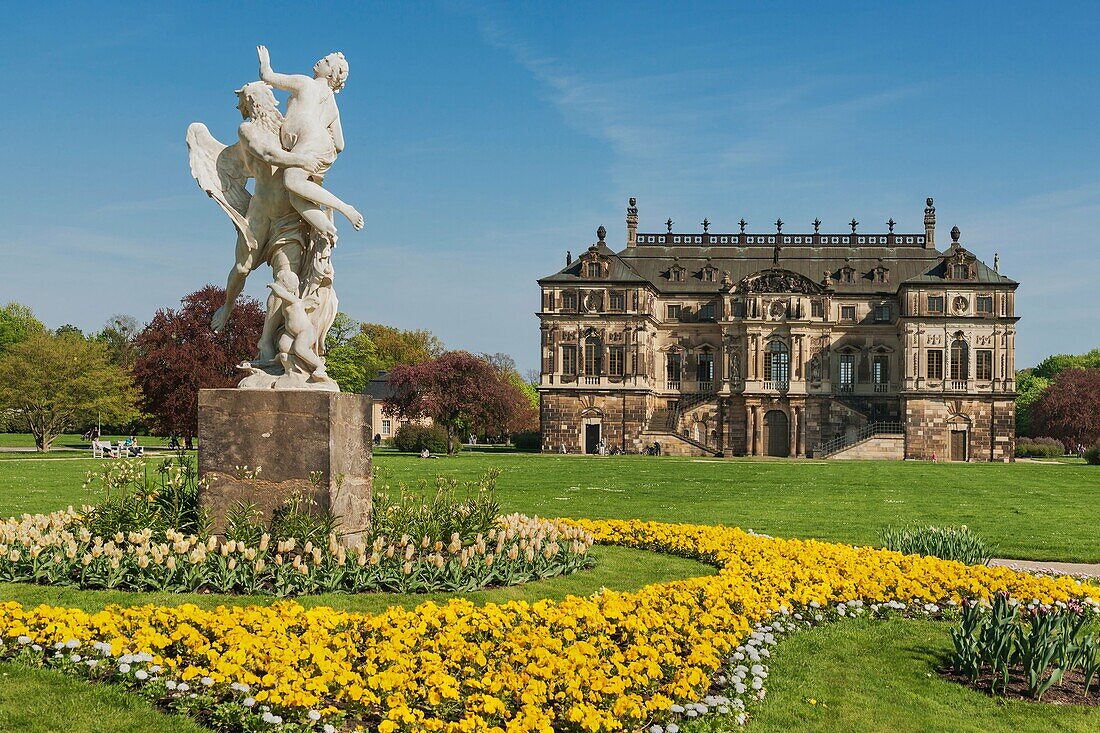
[198, 389, 372, 545]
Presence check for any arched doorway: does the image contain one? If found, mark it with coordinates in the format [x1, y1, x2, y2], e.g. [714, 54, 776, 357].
[764, 410, 790, 457]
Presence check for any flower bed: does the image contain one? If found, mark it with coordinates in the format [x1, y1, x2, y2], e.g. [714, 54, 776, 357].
[1, 519, 1098, 732]
[0, 510, 593, 595]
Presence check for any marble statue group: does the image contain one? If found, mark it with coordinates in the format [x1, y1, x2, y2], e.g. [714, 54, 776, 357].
[187, 45, 362, 391]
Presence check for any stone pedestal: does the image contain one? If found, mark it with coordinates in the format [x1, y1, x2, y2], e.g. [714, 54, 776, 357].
[198, 389, 372, 545]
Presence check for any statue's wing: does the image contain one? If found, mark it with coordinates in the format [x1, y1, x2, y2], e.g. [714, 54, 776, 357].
[186, 122, 258, 249]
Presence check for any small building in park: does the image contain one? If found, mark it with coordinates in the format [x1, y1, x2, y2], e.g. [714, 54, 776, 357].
[535, 198, 1018, 460]
[363, 371, 432, 442]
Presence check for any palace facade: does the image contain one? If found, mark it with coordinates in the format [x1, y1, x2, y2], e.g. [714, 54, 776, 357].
[536, 198, 1018, 460]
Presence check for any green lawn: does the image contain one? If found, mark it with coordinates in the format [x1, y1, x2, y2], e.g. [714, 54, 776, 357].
[0, 433, 177, 451]
[3, 448, 1097, 561]
[747, 618, 1100, 732]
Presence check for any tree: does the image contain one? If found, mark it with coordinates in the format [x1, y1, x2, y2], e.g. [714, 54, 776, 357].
[361, 323, 443, 381]
[0, 302, 45, 354]
[95, 314, 141, 368]
[0, 332, 139, 451]
[385, 351, 531, 454]
[1014, 371, 1051, 438]
[1031, 368, 1100, 448]
[1033, 349, 1100, 380]
[131, 286, 264, 443]
[321, 318, 444, 393]
[54, 324, 84, 338]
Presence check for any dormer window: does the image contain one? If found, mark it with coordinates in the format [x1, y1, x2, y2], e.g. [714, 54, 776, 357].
[584, 260, 606, 279]
[839, 266, 855, 284]
[873, 266, 890, 284]
[669, 265, 686, 282]
[951, 263, 971, 280]
[702, 266, 718, 283]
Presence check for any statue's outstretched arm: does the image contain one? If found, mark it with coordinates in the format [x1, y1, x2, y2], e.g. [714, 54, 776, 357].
[257, 45, 308, 93]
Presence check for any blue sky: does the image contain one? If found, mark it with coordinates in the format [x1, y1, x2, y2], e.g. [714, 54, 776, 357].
[2, 1, 1098, 372]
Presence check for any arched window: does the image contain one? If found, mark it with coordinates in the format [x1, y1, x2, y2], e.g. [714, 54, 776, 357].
[950, 338, 969, 381]
[584, 336, 602, 375]
[764, 341, 790, 383]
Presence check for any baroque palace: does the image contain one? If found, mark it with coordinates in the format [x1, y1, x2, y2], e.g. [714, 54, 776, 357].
[536, 198, 1018, 460]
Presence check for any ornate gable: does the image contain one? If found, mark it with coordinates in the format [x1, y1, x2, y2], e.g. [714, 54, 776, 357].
[739, 268, 827, 294]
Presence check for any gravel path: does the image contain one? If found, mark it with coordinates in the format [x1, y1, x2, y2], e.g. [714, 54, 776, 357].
[990, 558, 1100, 578]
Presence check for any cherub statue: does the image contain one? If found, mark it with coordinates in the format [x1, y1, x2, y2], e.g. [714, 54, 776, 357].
[257, 45, 364, 241]
[266, 270, 329, 382]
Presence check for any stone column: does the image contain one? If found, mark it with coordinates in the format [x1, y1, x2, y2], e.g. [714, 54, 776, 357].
[793, 406, 802, 457]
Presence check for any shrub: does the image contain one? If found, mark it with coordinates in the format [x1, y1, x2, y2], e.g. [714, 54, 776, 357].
[81, 455, 209, 540]
[880, 525, 992, 566]
[951, 593, 1100, 700]
[392, 423, 454, 454]
[511, 430, 541, 451]
[1084, 444, 1100, 465]
[1015, 437, 1065, 458]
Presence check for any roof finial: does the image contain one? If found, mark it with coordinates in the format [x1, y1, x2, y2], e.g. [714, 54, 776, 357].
[596, 225, 606, 243]
[950, 225, 961, 244]
[666, 217, 673, 233]
[850, 218, 859, 233]
[994, 252, 1000, 273]
[566, 250, 572, 266]
[627, 197, 637, 214]
[739, 218, 747, 234]
[813, 218, 821, 233]
[701, 217, 710, 233]
[775, 218, 783, 233]
[887, 218, 896, 233]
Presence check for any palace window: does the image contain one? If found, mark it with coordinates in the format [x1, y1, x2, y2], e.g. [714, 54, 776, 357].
[608, 346, 625, 377]
[666, 353, 682, 383]
[697, 352, 714, 383]
[811, 300, 824, 318]
[381, 419, 392, 436]
[927, 349, 944, 380]
[562, 291, 578, 312]
[698, 303, 716, 321]
[609, 291, 625, 311]
[561, 345, 577, 375]
[976, 295, 994, 314]
[873, 304, 891, 322]
[839, 354, 855, 387]
[976, 349, 993, 381]
[666, 304, 682, 320]
[584, 337, 602, 375]
[764, 341, 790, 384]
[950, 339, 969, 381]
[585, 261, 602, 278]
[873, 355, 889, 385]
[927, 295, 945, 313]
[840, 305, 856, 321]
